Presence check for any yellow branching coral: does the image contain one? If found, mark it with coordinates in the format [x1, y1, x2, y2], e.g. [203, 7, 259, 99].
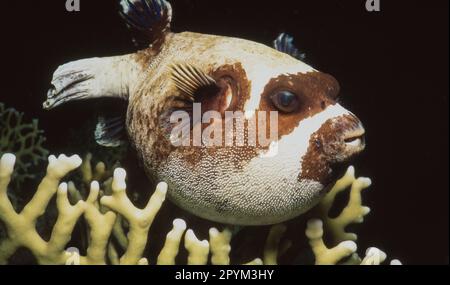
[0, 153, 167, 265]
[317, 166, 371, 244]
[209, 227, 232, 265]
[306, 219, 357, 265]
[0, 153, 400, 265]
[157, 219, 187, 265]
[0, 154, 83, 265]
[305, 218, 403, 265]
[0, 153, 279, 265]
[101, 168, 167, 265]
[306, 166, 402, 265]
[184, 229, 210, 265]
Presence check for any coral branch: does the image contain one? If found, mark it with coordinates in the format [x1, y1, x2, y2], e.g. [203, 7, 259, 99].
[306, 219, 357, 265]
[209, 228, 232, 265]
[243, 258, 264, 265]
[82, 182, 116, 265]
[309, 166, 402, 265]
[157, 219, 187, 265]
[318, 166, 371, 244]
[184, 229, 210, 265]
[22, 155, 83, 221]
[46, 183, 86, 262]
[100, 169, 167, 265]
[0, 154, 16, 220]
[360, 247, 387, 265]
[0, 153, 169, 265]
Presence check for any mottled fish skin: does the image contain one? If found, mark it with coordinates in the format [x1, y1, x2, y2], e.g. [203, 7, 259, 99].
[126, 32, 364, 225]
[45, 1, 366, 225]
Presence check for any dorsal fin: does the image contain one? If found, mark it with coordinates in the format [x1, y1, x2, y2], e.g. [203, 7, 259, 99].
[273, 33, 306, 61]
[119, 0, 172, 47]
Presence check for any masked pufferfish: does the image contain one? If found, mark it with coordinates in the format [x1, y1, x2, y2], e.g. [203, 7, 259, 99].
[43, 0, 366, 226]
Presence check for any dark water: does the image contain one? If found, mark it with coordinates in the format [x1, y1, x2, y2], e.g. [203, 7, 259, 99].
[0, 0, 448, 264]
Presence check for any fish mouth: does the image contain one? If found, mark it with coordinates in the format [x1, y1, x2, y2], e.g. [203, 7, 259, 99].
[343, 128, 366, 149]
[329, 117, 366, 165]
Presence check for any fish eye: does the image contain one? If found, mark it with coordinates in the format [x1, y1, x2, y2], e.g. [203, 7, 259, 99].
[271, 91, 300, 113]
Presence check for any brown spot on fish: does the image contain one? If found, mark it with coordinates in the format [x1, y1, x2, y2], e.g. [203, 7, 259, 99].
[256, 71, 340, 142]
[133, 48, 159, 69]
[149, 63, 255, 169]
[210, 63, 251, 112]
[300, 114, 363, 185]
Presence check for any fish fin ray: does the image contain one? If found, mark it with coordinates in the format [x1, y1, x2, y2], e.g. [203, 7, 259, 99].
[273, 33, 306, 61]
[95, 116, 127, 147]
[119, 0, 172, 47]
[170, 63, 218, 100]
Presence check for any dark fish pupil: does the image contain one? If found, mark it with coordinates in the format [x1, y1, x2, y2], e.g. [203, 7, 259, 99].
[279, 91, 295, 107]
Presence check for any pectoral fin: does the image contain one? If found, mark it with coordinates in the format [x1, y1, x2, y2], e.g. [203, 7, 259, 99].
[170, 63, 218, 100]
[95, 116, 127, 147]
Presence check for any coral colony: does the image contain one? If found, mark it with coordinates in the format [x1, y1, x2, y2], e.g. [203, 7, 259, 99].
[0, 150, 400, 265]
[0, 103, 48, 185]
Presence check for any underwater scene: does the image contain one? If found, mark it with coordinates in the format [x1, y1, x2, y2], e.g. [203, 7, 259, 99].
[0, 0, 448, 268]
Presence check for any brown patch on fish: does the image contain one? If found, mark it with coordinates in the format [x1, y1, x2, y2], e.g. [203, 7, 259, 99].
[155, 71, 342, 172]
[299, 114, 361, 185]
[151, 63, 256, 169]
[133, 48, 159, 69]
[210, 63, 251, 112]
[257, 71, 340, 142]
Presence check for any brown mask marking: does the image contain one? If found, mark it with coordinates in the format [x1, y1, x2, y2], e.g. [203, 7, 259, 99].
[300, 114, 362, 185]
[257, 71, 340, 142]
[159, 70, 341, 171]
[133, 48, 160, 69]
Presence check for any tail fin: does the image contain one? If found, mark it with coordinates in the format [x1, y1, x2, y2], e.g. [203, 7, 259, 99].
[44, 55, 135, 110]
[44, 54, 137, 148]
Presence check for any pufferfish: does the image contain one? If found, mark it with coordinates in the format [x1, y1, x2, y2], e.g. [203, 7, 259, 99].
[43, 0, 366, 225]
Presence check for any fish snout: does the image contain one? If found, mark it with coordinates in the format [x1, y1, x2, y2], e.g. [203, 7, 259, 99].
[334, 114, 366, 162]
[319, 113, 366, 164]
[342, 121, 366, 155]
